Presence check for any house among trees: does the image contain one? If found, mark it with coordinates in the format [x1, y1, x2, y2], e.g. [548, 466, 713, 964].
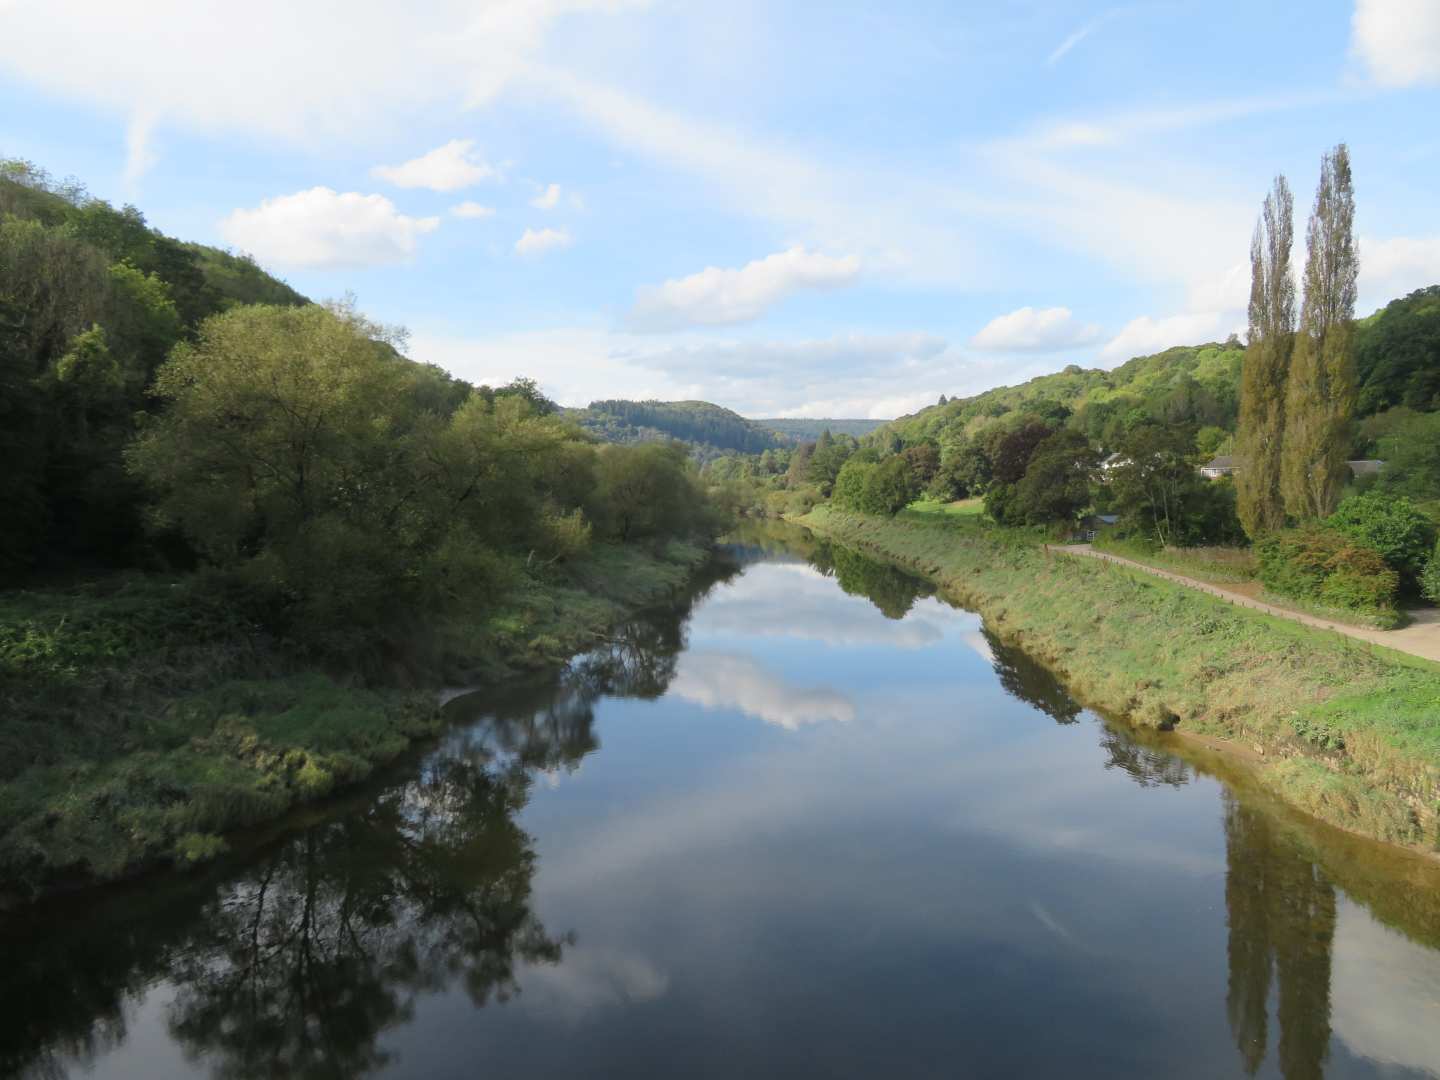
[1200, 455, 1382, 480]
[1201, 455, 1239, 479]
[1070, 513, 1119, 543]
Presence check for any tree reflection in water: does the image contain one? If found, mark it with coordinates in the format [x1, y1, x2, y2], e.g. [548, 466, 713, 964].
[1224, 793, 1336, 1080]
[809, 541, 936, 620]
[982, 628, 1082, 725]
[984, 623, 1336, 1079]
[163, 594, 720, 1078]
[0, 571, 726, 1080]
[165, 746, 562, 1078]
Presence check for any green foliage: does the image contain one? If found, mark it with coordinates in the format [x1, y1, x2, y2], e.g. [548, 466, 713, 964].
[865, 455, 916, 516]
[1422, 539, 1440, 603]
[1108, 423, 1244, 546]
[1282, 144, 1358, 521]
[1256, 525, 1398, 615]
[806, 428, 860, 495]
[875, 343, 1244, 456]
[592, 442, 716, 542]
[1358, 408, 1440, 502]
[832, 455, 915, 516]
[1009, 429, 1098, 525]
[1355, 285, 1440, 413]
[0, 166, 308, 577]
[572, 398, 781, 457]
[1326, 491, 1437, 592]
[756, 417, 887, 439]
[832, 457, 876, 512]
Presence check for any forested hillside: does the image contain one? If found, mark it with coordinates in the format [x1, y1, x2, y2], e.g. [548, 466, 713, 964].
[1, 160, 311, 576]
[756, 417, 888, 440]
[568, 398, 784, 457]
[878, 287, 1440, 453]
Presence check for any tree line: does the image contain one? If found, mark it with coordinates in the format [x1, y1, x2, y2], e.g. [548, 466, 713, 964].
[0, 159, 719, 658]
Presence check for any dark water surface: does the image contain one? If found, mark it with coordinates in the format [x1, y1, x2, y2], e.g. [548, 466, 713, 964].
[5, 531, 1440, 1079]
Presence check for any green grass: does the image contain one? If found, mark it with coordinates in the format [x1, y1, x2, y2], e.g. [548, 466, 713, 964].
[1092, 536, 1258, 584]
[797, 505, 1440, 851]
[906, 496, 986, 519]
[0, 540, 711, 901]
[1088, 535, 1406, 629]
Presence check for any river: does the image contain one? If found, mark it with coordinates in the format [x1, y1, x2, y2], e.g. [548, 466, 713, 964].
[4, 528, 1440, 1079]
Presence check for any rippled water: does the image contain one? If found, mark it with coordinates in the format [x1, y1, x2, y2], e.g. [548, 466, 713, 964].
[4, 529, 1440, 1079]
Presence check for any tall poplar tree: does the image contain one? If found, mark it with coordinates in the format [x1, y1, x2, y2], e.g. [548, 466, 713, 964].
[1236, 175, 1296, 538]
[1282, 144, 1358, 519]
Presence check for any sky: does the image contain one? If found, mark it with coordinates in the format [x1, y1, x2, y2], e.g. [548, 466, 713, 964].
[2, 0, 1438, 419]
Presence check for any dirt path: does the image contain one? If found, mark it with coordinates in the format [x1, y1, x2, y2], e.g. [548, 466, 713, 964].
[1058, 544, 1440, 664]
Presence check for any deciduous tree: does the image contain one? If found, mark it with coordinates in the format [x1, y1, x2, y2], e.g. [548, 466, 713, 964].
[1237, 175, 1296, 538]
[1283, 144, 1359, 519]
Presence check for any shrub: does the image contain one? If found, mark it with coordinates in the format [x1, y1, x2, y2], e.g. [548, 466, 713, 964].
[1256, 524, 1399, 614]
[832, 459, 876, 512]
[1327, 491, 1437, 593]
[1423, 539, 1440, 603]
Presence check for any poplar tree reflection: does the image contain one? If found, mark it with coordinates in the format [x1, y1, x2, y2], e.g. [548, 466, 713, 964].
[1224, 793, 1337, 1079]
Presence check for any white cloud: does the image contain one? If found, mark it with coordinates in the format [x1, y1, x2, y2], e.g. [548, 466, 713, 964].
[670, 651, 855, 730]
[970, 306, 1102, 352]
[1358, 234, 1440, 312]
[1352, 0, 1440, 87]
[0, 0, 649, 178]
[219, 187, 439, 270]
[450, 200, 496, 219]
[1100, 311, 1235, 361]
[515, 226, 573, 256]
[530, 183, 562, 209]
[372, 139, 495, 191]
[628, 246, 861, 331]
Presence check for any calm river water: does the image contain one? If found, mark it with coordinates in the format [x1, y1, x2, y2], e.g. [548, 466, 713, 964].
[5, 528, 1440, 1079]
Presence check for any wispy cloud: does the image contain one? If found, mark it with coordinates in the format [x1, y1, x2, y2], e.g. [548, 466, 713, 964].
[1046, 8, 1124, 66]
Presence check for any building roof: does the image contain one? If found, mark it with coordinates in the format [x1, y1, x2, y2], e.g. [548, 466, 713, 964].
[1347, 459, 1385, 476]
[1202, 455, 1237, 470]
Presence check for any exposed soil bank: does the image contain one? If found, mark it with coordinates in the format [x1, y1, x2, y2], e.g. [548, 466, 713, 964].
[797, 506, 1440, 856]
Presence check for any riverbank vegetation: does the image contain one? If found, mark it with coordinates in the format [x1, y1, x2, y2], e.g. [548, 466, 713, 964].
[798, 505, 1440, 852]
[1, 159, 723, 899]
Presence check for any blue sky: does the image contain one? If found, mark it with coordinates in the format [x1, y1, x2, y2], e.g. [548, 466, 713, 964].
[2, 0, 1438, 417]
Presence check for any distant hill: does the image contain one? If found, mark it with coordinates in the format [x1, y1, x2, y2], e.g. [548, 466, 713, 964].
[755, 418, 888, 440]
[567, 399, 785, 458]
[874, 291, 1440, 451]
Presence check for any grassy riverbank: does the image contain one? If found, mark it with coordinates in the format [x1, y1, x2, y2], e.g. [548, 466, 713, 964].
[0, 540, 709, 901]
[797, 505, 1440, 853]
